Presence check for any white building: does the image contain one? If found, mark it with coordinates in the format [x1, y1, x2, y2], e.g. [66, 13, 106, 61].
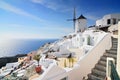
[75, 15, 87, 33]
[96, 13, 120, 27]
[33, 30, 111, 80]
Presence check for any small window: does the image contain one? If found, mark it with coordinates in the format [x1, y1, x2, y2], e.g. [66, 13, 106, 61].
[118, 19, 120, 21]
[113, 18, 116, 24]
[107, 19, 111, 24]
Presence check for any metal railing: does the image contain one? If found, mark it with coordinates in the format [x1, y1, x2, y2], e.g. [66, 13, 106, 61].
[110, 61, 120, 80]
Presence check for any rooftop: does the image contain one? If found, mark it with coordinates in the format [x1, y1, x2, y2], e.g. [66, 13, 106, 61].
[78, 14, 86, 19]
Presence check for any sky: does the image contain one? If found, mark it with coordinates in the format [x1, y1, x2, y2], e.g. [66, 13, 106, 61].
[0, 0, 120, 39]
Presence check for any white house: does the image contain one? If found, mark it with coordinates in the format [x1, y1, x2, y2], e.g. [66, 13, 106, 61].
[96, 13, 120, 27]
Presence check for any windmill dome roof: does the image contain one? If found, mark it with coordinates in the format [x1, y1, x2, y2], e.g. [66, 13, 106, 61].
[78, 14, 86, 19]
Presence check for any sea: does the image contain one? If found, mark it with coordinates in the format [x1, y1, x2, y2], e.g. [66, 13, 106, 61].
[0, 39, 57, 58]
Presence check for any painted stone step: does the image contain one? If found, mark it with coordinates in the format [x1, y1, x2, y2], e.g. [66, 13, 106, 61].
[112, 46, 118, 49]
[98, 61, 106, 67]
[106, 50, 117, 54]
[88, 74, 104, 80]
[112, 41, 118, 43]
[112, 38, 118, 40]
[92, 69, 106, 78]
[112, 40, 118, 43]
[110, 47, 117, 51]
[112, 43, 118, 46]
[112, 44, 118, 47]
[100, 56, 107, 61]
[103, 53, 117, 59]
[95, 64, 106, 72]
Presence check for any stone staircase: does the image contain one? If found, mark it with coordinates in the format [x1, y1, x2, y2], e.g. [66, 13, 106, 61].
[87, 38, 118, 80]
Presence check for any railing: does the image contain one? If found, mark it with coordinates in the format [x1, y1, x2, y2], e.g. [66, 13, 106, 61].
[117, 21, 120, 76]
[110, 61, 120, 80]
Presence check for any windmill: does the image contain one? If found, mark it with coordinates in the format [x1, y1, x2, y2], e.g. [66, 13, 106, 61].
[67, 7, 77, 32]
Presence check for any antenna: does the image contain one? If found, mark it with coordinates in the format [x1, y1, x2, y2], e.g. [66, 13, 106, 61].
[67, 7, 77, 32]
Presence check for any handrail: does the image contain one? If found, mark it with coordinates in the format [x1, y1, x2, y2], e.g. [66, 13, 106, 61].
[110, 61, 120, 80]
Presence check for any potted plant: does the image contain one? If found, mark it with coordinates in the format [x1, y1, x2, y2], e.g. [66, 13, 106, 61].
[33, 54, 41, 73]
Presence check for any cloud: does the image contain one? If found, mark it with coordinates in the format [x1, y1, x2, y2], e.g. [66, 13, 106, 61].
[0, 1, 44, 22]
[31, 0, 73, 12]
[32, 0, 58, 10]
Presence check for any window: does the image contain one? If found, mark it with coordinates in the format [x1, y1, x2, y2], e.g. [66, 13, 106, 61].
[118, 19, 120, 21]
[107, 19, 111, 24]
[113, 18, 116, 24]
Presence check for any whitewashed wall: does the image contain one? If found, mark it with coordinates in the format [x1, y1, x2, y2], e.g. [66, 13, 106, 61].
[67, 33, 112, 80]
[96, 14, 120, 27]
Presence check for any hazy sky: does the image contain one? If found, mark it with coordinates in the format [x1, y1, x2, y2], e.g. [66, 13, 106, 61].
[0, 0, 120, 39]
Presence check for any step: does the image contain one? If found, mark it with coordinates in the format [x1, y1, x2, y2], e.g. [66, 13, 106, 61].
[110, 47, 117, 51]
[112, 46, 118, 49]
[98, 61, 106, 67]
[112, 41, 118, 43]
[103, 53, 117, 59]
[112, 44, 118, 47]
[106, 50, 117, 54]
[95, 64, 106, 72]
[112, 41, 118, 44]
[88, 74, 104, 80]
[112, 40, 118, 43]
[112, 43, 118, 46]
[100, 56, 107, 61]
[92, 69, 106, 78]
[112, 38, 118, 41]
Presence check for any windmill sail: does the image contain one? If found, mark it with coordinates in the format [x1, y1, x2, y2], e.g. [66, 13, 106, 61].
[67, 7, 77, 32]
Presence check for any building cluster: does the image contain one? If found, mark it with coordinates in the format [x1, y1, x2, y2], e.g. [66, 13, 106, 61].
[0, 13, 120, 80]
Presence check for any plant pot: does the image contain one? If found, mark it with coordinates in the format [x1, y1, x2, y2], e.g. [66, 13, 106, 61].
[35, 66, 41, 73]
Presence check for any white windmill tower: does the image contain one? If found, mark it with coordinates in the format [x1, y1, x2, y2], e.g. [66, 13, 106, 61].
[75, 14, 87, 33]
[67, 8, 87, 33]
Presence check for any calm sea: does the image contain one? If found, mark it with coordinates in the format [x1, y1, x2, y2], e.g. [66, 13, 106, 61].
[0, 39, 57, 58]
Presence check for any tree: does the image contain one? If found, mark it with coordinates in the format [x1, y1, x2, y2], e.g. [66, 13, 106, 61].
[33, 54, 41, 66]
[71, 58, 74, 67]
[64, 59, 67, 67]
[67, 53, 72, 68]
